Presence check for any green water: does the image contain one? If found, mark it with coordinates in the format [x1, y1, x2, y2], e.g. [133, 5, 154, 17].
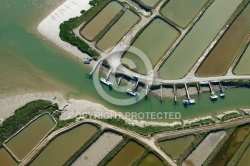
[1, 0, 250, 122]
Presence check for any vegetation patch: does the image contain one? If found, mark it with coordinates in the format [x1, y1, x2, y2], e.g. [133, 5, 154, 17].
[98, 118, 182, 136]
[59, 0, 114, 59]
[0, 100, 58, 147]
[221, 112, 242, 122]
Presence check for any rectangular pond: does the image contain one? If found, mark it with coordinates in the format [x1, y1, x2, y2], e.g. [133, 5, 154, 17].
[30, 123, 98, 166]
[158, 135, 195, 159]
[72, 132, 123, 166]
[139, 153, 164, 166]
[5, 113, 56, 160]
[196, 3, 250, 77]
[234, 44, 250, 75]
[80, 1, 123, 41]
[122, 18, 179, 74]
[237, 144, 250, 166]
[159, 0, 243, 79]
[208, 125, 250, 166]
[96, 9, 140, 53]
[183, 131, 226, 166]
[161, 0, 208, 27]
[107, 141, 144, 166]
[0, 148, 17, 166]
[137, 0, 160, 8]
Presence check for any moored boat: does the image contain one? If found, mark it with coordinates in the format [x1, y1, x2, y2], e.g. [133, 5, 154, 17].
[127, 89, 139, 96]
[100, 77, 113, 86]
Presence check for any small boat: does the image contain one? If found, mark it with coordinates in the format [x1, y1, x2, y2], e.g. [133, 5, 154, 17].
[83, 60, 90, 64]
[127, 89, 139, 96]
[133, 75, 139, 81]
[220, 93, 225, 98]
[210, 95, 218, 100]
[189, 99, 196, 104]
[183, 99, 195, 105]
[100, 77, 113, 86]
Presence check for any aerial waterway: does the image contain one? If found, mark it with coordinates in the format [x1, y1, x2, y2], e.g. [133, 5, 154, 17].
[1, 0, 250, 122]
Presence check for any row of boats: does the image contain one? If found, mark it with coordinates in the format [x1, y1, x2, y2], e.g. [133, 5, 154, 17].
[100, 77, 139, 96]
[99, 77, 225, 103]
[183, 92, 225, 105]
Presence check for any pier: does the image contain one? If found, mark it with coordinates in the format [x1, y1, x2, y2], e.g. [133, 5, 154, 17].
[219, 82, 225, 93]
[132, 80, 139, 92]
[89, 58, 104, 76]
[173, 84, 177, 102]
[160, 85, 163, 101]
[219, 82, 225, 97]
[196, 83, 200, 95]
[184, 83, 190, 100]
[208, 82, 215, 95]
[146, 84, 149, 96]
[118, 76, 122, 85]
[183, 84, 195, 105]
[105, 68, 112, 80]
[127, 80, 140, 97]
[209, 82, 218, 100]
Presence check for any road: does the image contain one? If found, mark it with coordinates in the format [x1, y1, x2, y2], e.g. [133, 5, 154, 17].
[154, 0, 213, 74]
[19, 118, 177, 166]
[152, 117, 250, 142]
[19, 116, 250, 166]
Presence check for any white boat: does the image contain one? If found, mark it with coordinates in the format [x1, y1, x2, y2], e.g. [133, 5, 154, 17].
[189, 99, 196, 104]
[183, 99, 195, 105]
[127, 89, 139, 96]
[100, 77, 113, 86]
[210, 95, 218, 100]
[220, 93, 225, 97]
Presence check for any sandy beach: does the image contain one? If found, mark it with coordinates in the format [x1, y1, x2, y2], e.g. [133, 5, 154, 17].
[0, 92, 67, 123]
[38, 0, 91, 60]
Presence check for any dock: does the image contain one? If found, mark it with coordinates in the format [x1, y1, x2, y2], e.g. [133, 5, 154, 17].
[105, 68, 112, 80]
[89, 58, 104, 76]
[196, 82, 200, 95]
[173, 84, 177, 102]
[208, 82, 215, 95]
[146, 84, 149, 96]
[183, 84, 195, 105]
[209, 82, 218, 100]
[127, 78, 140, 97]
[160, 85, 163, 101]
[184, 83, 190, 100]
[132, 80, 139, 92]
[219, 82, 225, 97]
[118, 76, 122, 85]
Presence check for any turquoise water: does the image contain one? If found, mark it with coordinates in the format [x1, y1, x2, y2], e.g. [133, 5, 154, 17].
[1, 0, 250, 122]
